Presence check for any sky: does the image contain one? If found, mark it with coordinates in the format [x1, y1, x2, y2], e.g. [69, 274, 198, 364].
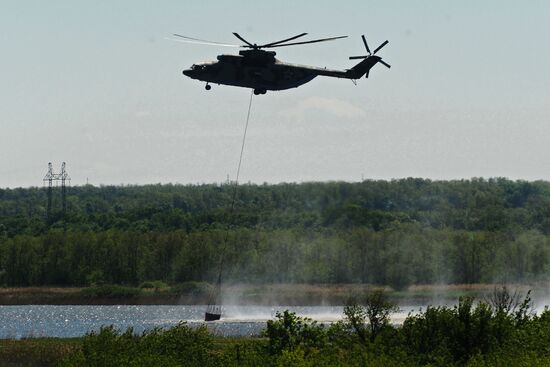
[1, 1, 549, 187]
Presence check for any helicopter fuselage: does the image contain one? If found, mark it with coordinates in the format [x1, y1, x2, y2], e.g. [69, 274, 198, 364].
[183, 57, 344, 93]
[182, 49, 377, 94]
[176, 34, 389, 94]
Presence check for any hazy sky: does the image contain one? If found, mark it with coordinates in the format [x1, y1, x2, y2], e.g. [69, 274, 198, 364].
[1, 1, 549, 187]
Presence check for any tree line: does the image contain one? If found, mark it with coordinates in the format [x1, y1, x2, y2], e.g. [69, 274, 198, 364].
[0, 225, 547, 288]
[0, 178, 549, 287]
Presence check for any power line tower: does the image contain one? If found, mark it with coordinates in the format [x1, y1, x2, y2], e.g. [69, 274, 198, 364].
[43, 162, 71, 219]
[60, 162, 70, 213]
[43, 163, 54, 218]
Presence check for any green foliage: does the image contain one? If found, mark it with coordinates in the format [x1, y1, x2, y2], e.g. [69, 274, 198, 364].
[263, 310, 328, 354]
[139, 280, 169, 290]
[87, 270, 105, 286]
[61, 323, 213, 367]
[0, 225, 547, 288]
[342, 302, 369, 344]
[0, 338, 79, 367]
[344, 290, 398, 343]
[4, 178, 550, 234]
[0, 179, 549, 288]
[399, 296, 536, 365]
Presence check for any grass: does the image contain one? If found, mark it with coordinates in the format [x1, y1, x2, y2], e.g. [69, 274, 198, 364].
[0, 334, 266, 367]
[0, 338, 80, 367]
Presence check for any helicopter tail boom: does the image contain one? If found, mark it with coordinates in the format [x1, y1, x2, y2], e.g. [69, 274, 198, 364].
[344, 36, 390, 79]
[346, 56, 382, 79]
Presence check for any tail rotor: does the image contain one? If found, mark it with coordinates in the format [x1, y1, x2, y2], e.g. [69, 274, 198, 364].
[349, 35, 391, 78]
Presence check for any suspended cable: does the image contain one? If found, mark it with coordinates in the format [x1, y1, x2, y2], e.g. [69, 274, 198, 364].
[206, 90, 254, 321]
[232, 90, 254, 211]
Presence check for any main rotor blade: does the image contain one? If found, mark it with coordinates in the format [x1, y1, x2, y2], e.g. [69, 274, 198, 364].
[349, 55, 368, 60]
[361, 35, 371, 54]
[266, 35, 347, 48]
[260, 33, 308, 48]
[168, 37, 240, 48]
[232, 32, 254, 47]
[372, 40, 389, 55]
[173, 34, 239, 46]
[379, 60, 391, 68]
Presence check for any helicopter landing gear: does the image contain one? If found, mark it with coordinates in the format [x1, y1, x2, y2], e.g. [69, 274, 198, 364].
[253, 89, 266, 95]
[205, 83, 211, 91]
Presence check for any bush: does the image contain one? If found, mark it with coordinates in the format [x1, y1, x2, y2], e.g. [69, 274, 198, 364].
[400, 297, 519, 364]
[86, 270, 105, 286]
[139, 280, 169, 291]
[62, 323, 213, 367]
[344, 290, 398, 343]
[263, 310, 328, 355]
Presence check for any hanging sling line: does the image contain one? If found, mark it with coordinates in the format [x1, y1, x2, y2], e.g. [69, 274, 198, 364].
[205, 90, 254, 320]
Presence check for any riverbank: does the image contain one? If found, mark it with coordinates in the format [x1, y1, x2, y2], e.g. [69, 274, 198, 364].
[0, 283, 541, 305]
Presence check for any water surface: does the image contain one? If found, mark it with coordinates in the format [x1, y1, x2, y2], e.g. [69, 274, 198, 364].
[0, 304, 421, 339]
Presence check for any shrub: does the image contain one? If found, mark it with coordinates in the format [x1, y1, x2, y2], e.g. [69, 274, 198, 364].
[86, 270, 105, 286]
[344, 290, 398, 343]
[139, 280, 169, 291]
[400, 297, 521, 364]
[62, 323, 212, 367]
[263, 310, 328, 355]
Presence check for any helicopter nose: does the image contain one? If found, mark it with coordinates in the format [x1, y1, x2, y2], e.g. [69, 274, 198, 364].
[182, 69, 194, 77]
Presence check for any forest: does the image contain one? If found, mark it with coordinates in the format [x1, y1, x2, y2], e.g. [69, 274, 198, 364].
[0, 178, 549, 288]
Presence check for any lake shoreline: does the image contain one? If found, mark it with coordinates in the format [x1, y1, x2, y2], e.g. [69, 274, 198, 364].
[0, 283, 540, 306]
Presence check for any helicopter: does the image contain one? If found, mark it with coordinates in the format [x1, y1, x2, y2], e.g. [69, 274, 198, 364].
[172, 33, 390, 95]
